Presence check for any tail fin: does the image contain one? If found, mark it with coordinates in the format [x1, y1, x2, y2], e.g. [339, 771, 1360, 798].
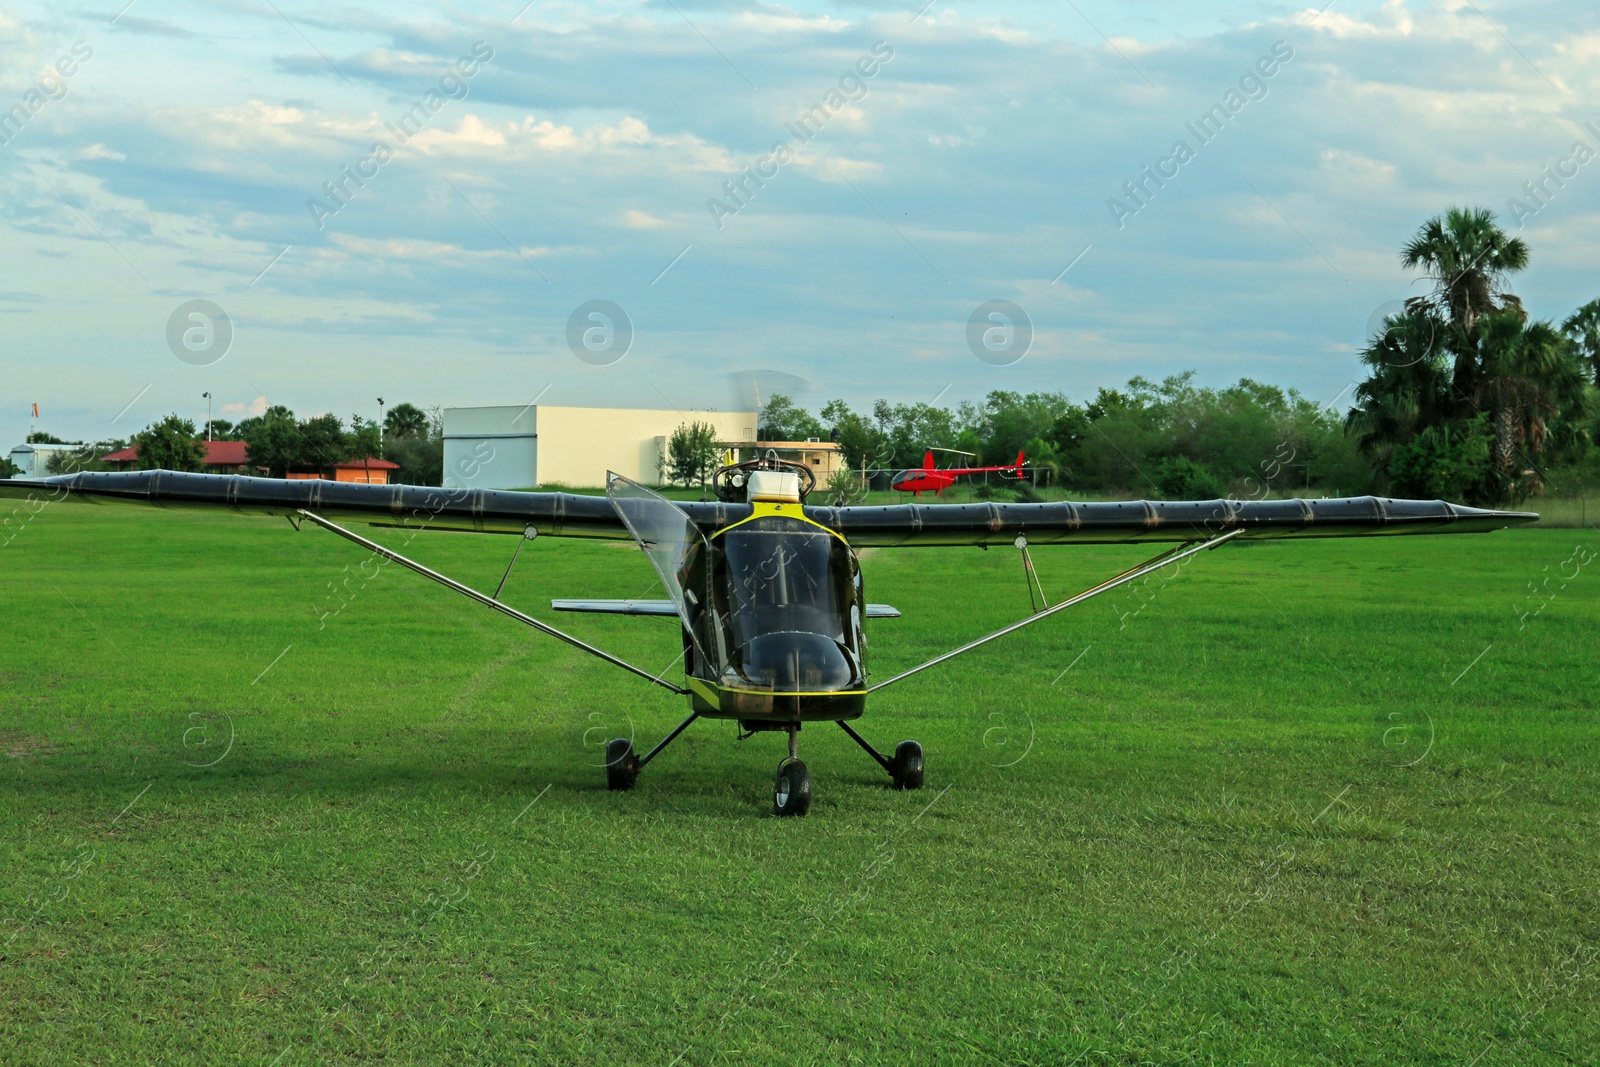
[922, 450, 936, 470]
[1014, 450, 1025, 471]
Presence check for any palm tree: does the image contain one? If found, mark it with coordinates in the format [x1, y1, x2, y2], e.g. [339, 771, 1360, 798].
[384, 402, 429, 440]
[1400, 206, 1530, 408]
[1022, 437, 1063, 489]
[1346, 309, 1454, 480]
[1562, 298, 1600, 388]
[1476, 312, 1589, 500]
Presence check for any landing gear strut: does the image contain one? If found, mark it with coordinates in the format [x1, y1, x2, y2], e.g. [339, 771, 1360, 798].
[605, 712, 699, 792]
[774, 724, 812, 817]
[838, 720, 924, 790]
[607, 716, 922, 810]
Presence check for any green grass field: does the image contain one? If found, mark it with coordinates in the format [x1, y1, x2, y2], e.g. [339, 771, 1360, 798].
[3, 503, 1598, 1065]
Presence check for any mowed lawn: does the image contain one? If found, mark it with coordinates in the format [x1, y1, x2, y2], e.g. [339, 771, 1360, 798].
[2, 503, 1597, 1065]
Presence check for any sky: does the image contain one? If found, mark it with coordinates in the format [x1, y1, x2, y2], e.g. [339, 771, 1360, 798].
[1, 0, 1598, 448]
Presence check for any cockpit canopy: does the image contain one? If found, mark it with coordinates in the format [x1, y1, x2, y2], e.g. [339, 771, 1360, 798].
[606, 474, 864, 696]
[682, 515, 864, 693]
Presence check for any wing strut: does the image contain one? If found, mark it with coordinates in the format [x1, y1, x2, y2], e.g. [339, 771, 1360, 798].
[1015, 534, 1050, 612]
[493, 525, 538, 601]
[295, 509, 687, 695]
[868, 529, 1242, 694]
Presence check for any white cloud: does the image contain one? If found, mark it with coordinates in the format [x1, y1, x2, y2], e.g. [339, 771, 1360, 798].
[0, 8, 35, 49]
[795, 153, 881, 182]
[221, 395, 269, 417]
[1553, 33, 1600, 64]
[1318, 149, 1398, 181]
[725, 11, 853, 36]
[407, 114, 507, 153]
[488, 114, 737, 174]
[1294, 0, 1416, 39]
[326, 233, 553, 263]
[622, 209, 668, 229]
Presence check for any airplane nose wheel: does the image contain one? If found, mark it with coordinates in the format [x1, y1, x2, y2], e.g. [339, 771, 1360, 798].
[774, 725, 811, 817]
[774, 758, 812, 817]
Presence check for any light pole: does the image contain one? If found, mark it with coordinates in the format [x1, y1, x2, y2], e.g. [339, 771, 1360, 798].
[376, 397, 385, 453]
[202, 392, 212, 441]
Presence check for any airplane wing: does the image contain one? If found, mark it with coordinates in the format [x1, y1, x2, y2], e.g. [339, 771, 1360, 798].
[2, 471, 1537, 546]
[0, 470, 728, 540]
[803, 496, 1538, 546]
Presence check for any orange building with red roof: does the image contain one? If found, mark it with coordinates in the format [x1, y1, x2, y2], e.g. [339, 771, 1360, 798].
[103, 443, 398, 484]
[103, 440, 251, 472]
[330, 458, 399, 484]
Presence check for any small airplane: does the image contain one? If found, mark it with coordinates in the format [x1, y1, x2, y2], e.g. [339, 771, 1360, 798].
[891, 448, 1026, 496]
[3, 456, 1536, 816]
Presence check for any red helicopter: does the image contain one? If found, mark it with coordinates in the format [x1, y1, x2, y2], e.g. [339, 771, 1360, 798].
[890, 448, 1026, 496]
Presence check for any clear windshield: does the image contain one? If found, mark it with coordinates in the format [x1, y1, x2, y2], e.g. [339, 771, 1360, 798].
[720, 517, 848, 644]
[605, 485, 864, 692]
[605, 473, 714, 671]
[709, 516, 863, 691]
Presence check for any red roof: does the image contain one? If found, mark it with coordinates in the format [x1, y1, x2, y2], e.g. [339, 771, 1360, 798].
[334, 457, 400, 470]
[205, 441, 250, 466]
[103, 441, 251, 466]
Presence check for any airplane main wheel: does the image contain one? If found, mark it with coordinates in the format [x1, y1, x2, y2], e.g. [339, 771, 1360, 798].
[774, 758, 812, 817]
[606, 738, 638, 791]
[891, 740, 924, 790]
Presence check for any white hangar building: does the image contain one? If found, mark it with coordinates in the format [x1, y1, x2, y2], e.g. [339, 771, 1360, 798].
[442, 405, 758, 490]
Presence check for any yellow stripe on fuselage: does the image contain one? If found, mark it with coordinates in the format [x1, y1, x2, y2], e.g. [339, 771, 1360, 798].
[716, 686, 867, 697]
[687, 676, 865, 701]
[710, 501, 847, 543]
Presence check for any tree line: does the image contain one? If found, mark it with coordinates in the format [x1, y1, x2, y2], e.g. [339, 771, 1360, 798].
[744, 207, 1596, 506]
[31, 402, 445, 486]
[749, 377, 1368, 501]
[1347, 206, 1595, 506]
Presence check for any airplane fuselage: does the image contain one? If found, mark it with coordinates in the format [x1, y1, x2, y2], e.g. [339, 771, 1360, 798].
[675, 501, 869, 730]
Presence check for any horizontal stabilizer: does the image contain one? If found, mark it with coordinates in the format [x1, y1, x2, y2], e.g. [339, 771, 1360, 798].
[551, 599, 678, 616]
